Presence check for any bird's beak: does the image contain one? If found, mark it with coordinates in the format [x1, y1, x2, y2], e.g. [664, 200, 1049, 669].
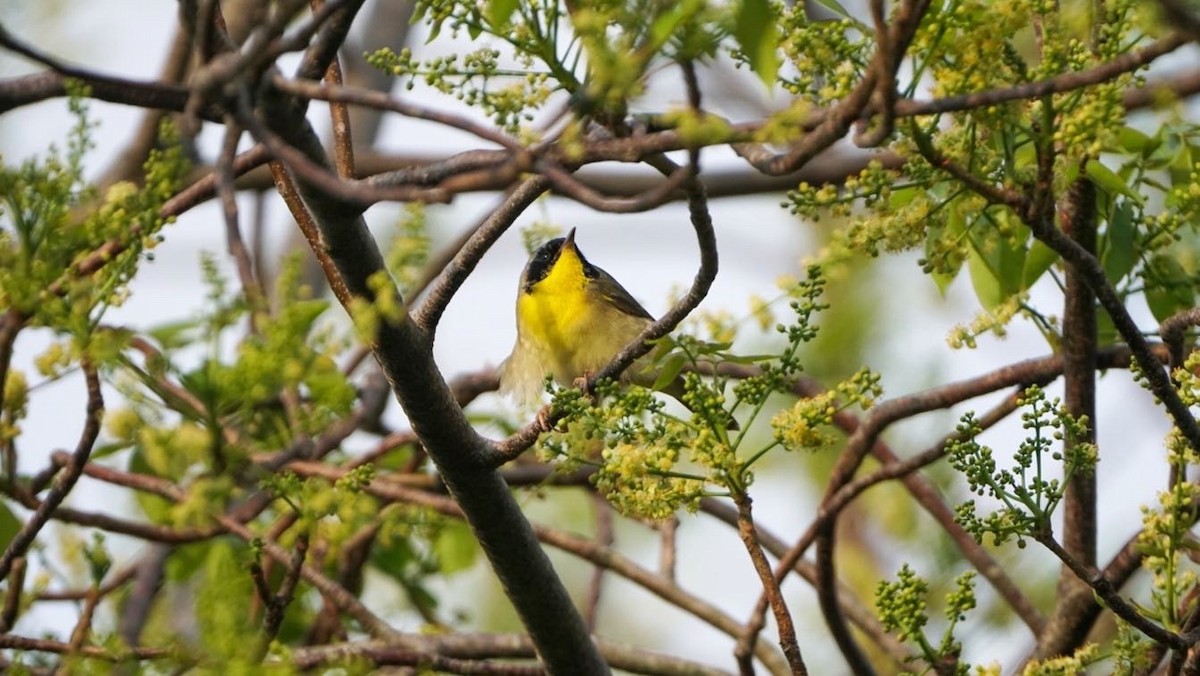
[562, 227, 577, 251]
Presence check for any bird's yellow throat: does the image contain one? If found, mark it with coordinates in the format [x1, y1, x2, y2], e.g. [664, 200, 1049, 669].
[516, 244, 593, 355]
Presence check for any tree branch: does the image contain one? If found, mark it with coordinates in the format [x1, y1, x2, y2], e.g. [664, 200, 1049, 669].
[0, 363, 103, 582]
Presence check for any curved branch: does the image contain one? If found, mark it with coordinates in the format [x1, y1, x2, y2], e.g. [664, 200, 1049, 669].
[271, 74, 523, 152]
[0, 363, 103, 582]
[537, 157, 695, 213]
[413, 176, 550, 335]
[1159, 308, 1200, 374]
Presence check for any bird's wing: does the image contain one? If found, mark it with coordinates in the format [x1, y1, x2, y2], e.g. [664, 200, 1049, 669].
[594, 267, 655, 321]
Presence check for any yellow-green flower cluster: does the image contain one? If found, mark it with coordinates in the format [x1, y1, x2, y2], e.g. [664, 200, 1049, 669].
[950, 386, 1097, 548]
[947, 296, 1022, 349]
[875, 564, 929, 643]
[1138, 479, 1200, 629]
[842, 190, 937, 259]
[777, 11, 869, 104]
[1111, 620, 1155, 674]
[785, 182, 850, 222]
[786, 161, 900, 224]
[594, 441, 702, 521]
[1, 369, 28, 446]
[771, 392, 838, 452]
[385, 204, 431, 294]
[771, 367, 880, 453]
[1172, 351, 1200, 410]
[1151, 164, 1200, 237]
[1022, 645, 1102, 676]
[915, 0, 1033, 98]
[171, 475, 236, 529]
[0, 99, 186, 337]
[1054, 80, 1128, 164]
[690, 426, 738, 482]
[366, 46, 556, 135]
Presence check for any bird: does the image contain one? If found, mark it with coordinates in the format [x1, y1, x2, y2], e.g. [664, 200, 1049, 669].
[498, 227, 666, 407]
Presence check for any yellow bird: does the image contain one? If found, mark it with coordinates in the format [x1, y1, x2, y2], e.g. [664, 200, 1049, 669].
[498, 228, 664, 406]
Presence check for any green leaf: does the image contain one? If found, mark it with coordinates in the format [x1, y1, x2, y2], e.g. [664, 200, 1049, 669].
[1102, 201, 1136, 285]
[1095, 306, 1118, 346]
[652, 353, 687, 392]
[1145, 254, 1195, 324]
[1022, 240, 1059, 289]
[370, 536, 416, 581]
[0, 501, 21, 553]
[967, 212, 1028, 309]
[370, 536, 441, 610]
[967, 243, 1003, 310]
[928, 207, 967, 296]
[287, 299, 331, 334]
[164, 542, 212, 582]
[649, 0, 704, 51]
[486, 0, 519, 28]
[1168, 143, 1200, 188]
[1085, 159, 1143, 205]
[813, 0, 854, 18]
[197, 541, 255, 662]
[434, 522, 479, 574]
[734, 0, 780, 87]
[1117, 126, 1156, 156]
[129, 450, 174, 525]
[147, 318, 202, 351]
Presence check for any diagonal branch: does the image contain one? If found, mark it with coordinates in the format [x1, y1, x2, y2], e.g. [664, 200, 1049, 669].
[258, 26, 606, 676]
[413, 176, 549, 335]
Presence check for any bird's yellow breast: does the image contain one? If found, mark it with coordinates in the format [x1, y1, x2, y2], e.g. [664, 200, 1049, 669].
[517, 246, 594, 361]
[502, 241, 653, 403]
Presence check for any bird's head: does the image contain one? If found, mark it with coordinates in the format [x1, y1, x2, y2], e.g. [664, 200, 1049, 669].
[520, 228, 597, 295]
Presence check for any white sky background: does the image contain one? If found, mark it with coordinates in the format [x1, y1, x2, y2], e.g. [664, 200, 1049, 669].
[0, 0, 1192, 672]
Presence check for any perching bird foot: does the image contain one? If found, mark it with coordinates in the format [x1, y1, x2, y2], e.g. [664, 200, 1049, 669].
[574, 372, 602, 405]
[572, 374, 589, 390]
[535, 405, 556, 431]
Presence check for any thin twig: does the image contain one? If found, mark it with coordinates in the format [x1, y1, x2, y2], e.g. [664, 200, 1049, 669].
[287, 635, 734, 676]
[0, 363, 103, 582]
[1036, 532, 1190, 650]
[659, 517, 679, 582]
[307, 0, 356, 181]
[733, 493, 807, 675]
[413, 176, 550, 335]
[0, 634, 170, 662]
[217, 114, 267, 328]
[252, 532, 310, 661]
[67, 585, 100, 652]
[272, 74, 521, 153]
[269, 162, 355, 307]
[584, 493, 614, 632]
[0, 556, 24, 631]
[217, 512, 400, 640]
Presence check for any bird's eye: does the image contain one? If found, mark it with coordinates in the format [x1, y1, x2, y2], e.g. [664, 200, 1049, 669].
[525, 237, 565, 286]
